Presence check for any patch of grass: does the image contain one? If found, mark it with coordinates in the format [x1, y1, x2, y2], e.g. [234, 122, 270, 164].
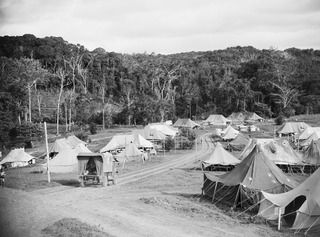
[42, 218, 114, 237]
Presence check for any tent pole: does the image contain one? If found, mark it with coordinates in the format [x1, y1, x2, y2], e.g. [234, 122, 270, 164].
[212, 182, 218, 203]
[44, 122, 51, 183]
[233, 186, 240, 208]
[277, 207, 281, 231]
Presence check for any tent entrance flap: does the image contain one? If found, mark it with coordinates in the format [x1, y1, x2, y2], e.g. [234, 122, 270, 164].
[284, 195, 306, 226]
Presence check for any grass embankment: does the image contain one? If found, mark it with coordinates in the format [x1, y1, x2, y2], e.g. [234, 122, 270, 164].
[42, 218, 114, 237]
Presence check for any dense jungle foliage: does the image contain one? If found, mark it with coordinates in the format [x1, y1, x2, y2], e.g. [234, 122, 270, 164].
[0, 34, 320, 147]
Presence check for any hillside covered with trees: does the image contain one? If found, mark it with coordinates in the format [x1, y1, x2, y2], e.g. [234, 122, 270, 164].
[1, 34, 320, 147]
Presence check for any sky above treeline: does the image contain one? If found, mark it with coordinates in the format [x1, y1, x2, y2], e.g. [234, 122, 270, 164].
[0, 0, 320, 54]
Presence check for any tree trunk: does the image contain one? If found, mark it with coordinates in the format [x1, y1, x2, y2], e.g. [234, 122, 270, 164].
[128, 114, 131, 126]
[56, 86, 63, 135]
[18, 114, 21, 125]
[102, 88, 105, 130]
[28, 85, 32, 123]
[160, 109, 165, 122]
[65, 103, 68, 132]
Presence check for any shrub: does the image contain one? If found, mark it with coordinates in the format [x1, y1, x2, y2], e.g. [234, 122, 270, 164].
[89, 123, 97, 135]
[163, 136, 175, 151]
[179, 128, 196, 141]
[75, 131, 88, 142]
[275, 114, 285, 125]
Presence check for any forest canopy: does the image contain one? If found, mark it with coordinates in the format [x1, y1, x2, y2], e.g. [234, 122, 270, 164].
[1, 34, 320, 146]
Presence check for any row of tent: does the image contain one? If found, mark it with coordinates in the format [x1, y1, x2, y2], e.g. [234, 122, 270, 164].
[203, 136, 320, 170]
[202, 143, 320, 232]
[172, 112, 264, 129]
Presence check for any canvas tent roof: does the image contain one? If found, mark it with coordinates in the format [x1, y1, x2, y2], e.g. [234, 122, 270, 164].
[240, 138, 302, 165]
[262, 139, 303, 165]
[228, 112, 264, 124]
[134, 127, 166, 141]
[148, 123, 178, 137]
[239, 138, 274, 160]
[203, 145, 298, 206]
[277, 122, 310, 136]
[300, 130, 320, 148]
[299, 127, 320, 140]
[173, 118, 200, 129]
[66, 135, 87, 148]
[74, 143, 92, 154]
[259, 168, 320, 231]
[227, 112, 246, 123]
[47, 145, 78, 173]
[202, 143, 240, 167]
[303, 139, 320, 165]
[0, 148, 34, 165]
[245, 112, 264, 122]
[100, 134, 154, 153]
[203, 114, 230, 126]
[222, 125, 239, 140]
[229, 133, 250, 151]
[133, 134, 154, 148]
[115, 142, 143, 162]
[49, 138, 72, 154]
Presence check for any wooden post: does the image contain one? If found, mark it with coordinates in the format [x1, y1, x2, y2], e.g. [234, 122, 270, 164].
[44, 122, 51, 183]
[277, 207, 281, 231]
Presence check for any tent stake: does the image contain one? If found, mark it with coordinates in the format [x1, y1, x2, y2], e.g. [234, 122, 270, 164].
[277, 207, 281, 231]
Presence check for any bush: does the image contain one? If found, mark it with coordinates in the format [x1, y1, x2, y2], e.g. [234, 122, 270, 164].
[89, 123, 97, 135]
[163, 137, 175, 151]
[179, 128, 196, 141]
[275, 114, 285, 125]
[75, 131, 88, 142]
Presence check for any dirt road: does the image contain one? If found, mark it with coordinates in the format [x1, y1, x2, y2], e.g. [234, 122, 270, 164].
[0, 134, 290, 237]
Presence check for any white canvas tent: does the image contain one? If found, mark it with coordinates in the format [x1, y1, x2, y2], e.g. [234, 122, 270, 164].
[47, 145, 79, 173]
[74, 143, 92, 154]
[173, 118, 200, 129]
[100, 134, 154, 153]
[148, 123, 178, 137]
[0, 148, 34, 167]
[299, 127, 320, 141]
[115, 142, 143, 163]
[203, 114, 230, 126]
[202, 143, 240, 168]
[222, 125, 239, 140]
[259, 168, 320, 233]
[300, 130, 320, 148]
[49, 138, 72, 154]
[66, 135, 87, 148]
[277, 122, 310, 137]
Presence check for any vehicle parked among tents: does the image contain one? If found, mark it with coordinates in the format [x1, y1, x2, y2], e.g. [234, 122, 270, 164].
[77, 152, 116, 187]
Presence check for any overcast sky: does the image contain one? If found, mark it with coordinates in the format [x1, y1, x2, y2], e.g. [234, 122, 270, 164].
[0, 0, 320, 54]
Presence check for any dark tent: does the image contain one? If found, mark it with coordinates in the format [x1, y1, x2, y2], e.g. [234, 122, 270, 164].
[202, 145, 298, 208]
